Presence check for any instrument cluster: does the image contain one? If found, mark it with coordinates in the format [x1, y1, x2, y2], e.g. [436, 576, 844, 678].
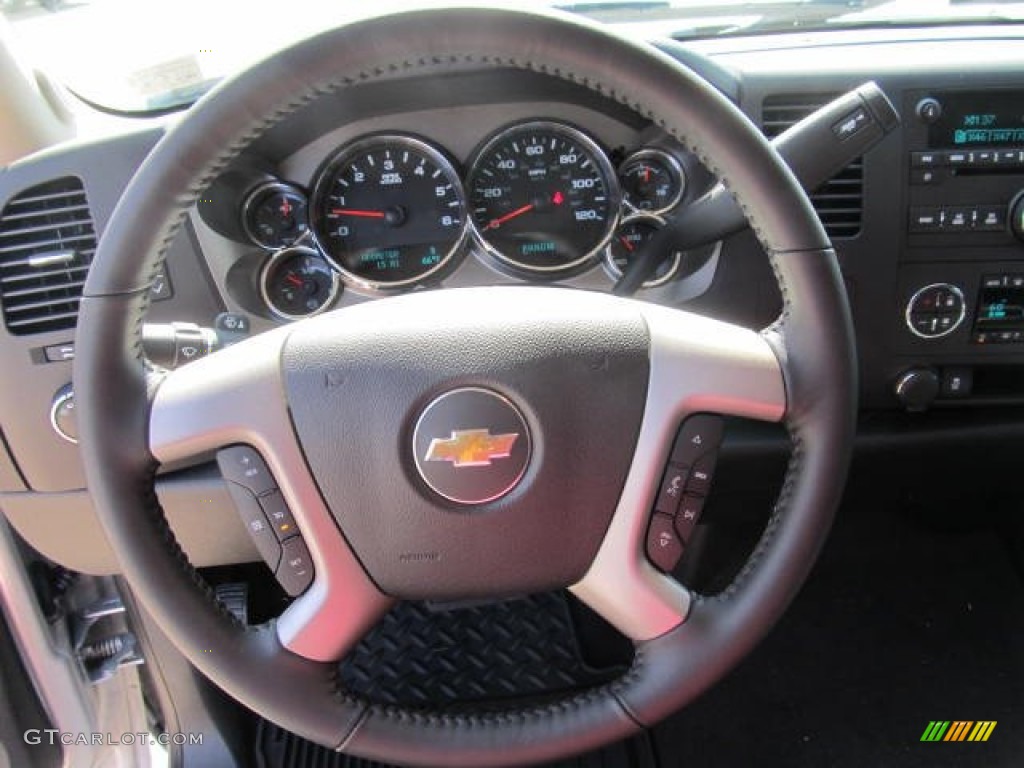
[212, 119, 691, 321]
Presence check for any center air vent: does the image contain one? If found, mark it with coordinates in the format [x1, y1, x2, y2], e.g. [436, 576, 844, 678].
[762, 93, 864, 239]
[0, 177, 96, 335]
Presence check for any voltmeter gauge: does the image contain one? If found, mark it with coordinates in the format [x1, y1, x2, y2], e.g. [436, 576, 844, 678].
[242, 182, 309, 250]
[604, 214, 681, 289]
[259, 246, 341, 321]
[619, 149, 685, 215]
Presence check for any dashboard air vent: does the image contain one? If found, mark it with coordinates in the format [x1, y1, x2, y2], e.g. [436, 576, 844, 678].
[0, 177, 96, 335]
[762, 93, 864, 239]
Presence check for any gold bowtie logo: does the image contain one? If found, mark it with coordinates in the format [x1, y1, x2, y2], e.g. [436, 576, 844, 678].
[424, 429, 520, 468]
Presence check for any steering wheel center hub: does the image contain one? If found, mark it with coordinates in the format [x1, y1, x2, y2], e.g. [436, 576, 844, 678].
[413, 387, 532, 505]
[280, 288, 649, 599]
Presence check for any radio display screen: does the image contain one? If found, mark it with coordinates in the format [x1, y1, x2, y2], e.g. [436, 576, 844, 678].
[930, 91, 1024, 148]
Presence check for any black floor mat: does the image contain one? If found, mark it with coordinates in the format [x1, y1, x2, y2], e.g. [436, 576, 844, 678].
[256, 720, 657, 768]
[653, 491, 1024, 767]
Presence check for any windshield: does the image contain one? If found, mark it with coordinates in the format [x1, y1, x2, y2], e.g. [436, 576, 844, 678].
[3, 0, 1023, 114]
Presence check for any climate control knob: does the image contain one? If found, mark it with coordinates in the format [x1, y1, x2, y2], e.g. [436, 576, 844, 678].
[905, 283, 965, 339]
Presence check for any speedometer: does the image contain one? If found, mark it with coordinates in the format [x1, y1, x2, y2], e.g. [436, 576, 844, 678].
[466, 122, 620, 276]
[310, 135, 468, 291]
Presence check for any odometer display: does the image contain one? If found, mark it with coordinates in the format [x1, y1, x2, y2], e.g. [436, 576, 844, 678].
[467, 122, 620, 275]
[310, 136, 467, 290]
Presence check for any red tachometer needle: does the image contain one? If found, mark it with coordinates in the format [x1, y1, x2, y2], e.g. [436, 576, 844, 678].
[331, 208, 386, 219]
[285, 274, 304, 287]
[619, 236, 636, 252]
[485, 203, 534, 230]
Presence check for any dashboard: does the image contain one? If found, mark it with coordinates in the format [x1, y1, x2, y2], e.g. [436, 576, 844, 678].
[4, 24, 1024, 575]
[192, 93, 719, 331]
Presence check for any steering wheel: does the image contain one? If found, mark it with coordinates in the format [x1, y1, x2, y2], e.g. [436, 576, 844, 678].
[75, 7, 855, 766]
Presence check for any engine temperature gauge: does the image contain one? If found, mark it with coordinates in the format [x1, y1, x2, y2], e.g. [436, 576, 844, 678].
[259, 246, 341, 321]
[243, 182, 309, 250]
[619, 149, 685, 215]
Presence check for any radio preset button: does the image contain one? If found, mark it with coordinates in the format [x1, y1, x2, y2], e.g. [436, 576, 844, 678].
[977, 207, 1005, 231]
[909, 208, 943, 231]
[911, 151, 945, 167]
[945, 208, 971, 229]
[909, 204, 1007, 234]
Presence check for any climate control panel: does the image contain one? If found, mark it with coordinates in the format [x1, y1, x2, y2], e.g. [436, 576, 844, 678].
[904, 283, 965, 339]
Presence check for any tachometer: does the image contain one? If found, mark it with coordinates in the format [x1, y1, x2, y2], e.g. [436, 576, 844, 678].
[467, 122, 620, 276]
[310, 136, 468, 291]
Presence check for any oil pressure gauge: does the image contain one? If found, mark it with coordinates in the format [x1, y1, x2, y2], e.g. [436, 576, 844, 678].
[259, 246, 341, 321]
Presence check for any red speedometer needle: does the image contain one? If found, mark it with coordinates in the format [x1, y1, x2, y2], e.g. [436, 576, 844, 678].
[619, 236, 636, 252]
[485, 203, 534, 230]
[285, 274, 304, 287]
[331, 208, 386, 219]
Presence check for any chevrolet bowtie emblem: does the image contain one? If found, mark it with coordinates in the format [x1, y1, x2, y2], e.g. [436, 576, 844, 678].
[424, 429, 520, 468]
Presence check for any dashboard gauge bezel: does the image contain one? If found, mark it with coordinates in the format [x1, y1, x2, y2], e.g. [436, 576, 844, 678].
[618, 148, 686, 216]
[241, 181, 311, 250]
[603, 212, 681, 289]
[258, 246, 342, 322]
[466, 120, 622, 278]
[308, 134, 470, 294]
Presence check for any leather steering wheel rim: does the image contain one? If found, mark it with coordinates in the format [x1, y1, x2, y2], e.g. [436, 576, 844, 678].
[75, 8, 856, 766]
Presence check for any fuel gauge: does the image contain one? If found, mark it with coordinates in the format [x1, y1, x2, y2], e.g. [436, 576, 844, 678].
[243, 182, 309, 250]
[619, 149, 685, 215]
[259, 246, 341, 321]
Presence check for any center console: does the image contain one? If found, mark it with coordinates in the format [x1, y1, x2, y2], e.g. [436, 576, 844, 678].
[897, 88, 1024, 409]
